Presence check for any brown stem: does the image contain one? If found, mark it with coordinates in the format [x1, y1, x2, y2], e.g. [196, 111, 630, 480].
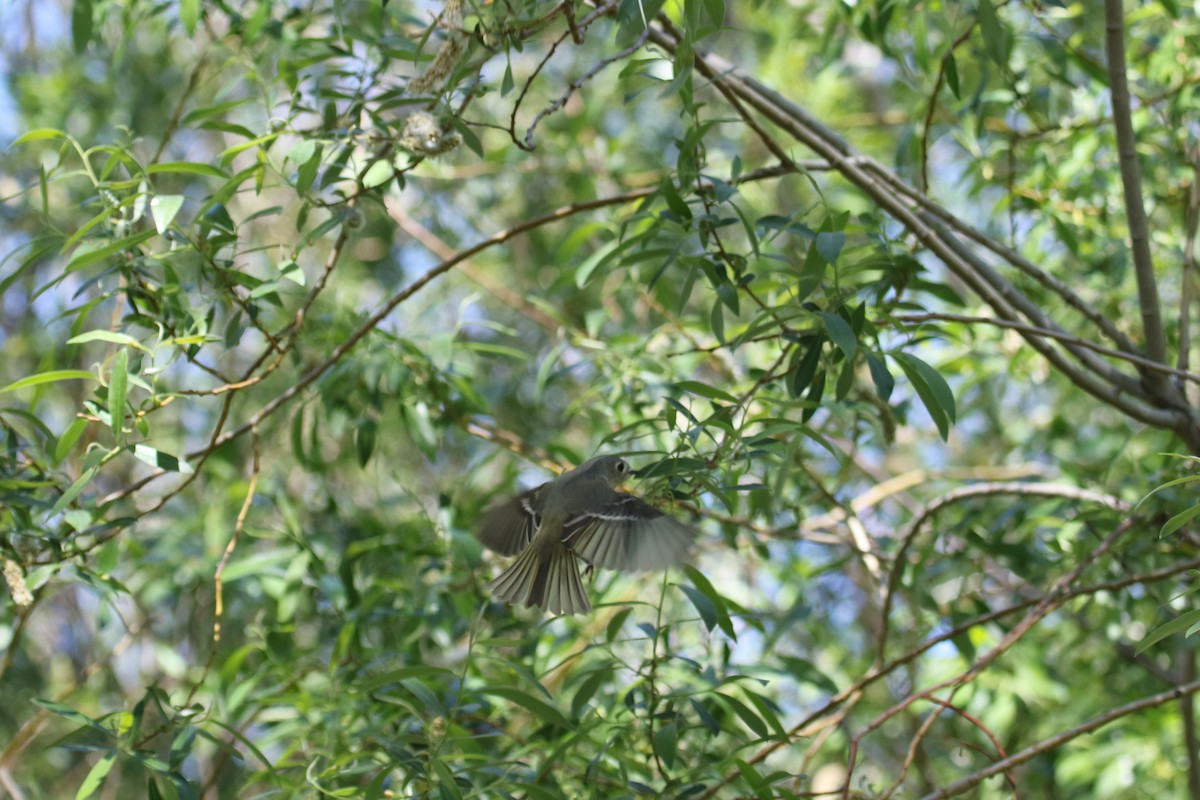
[918, 678, 1200, 800]
[1104, 0, 1169, 378]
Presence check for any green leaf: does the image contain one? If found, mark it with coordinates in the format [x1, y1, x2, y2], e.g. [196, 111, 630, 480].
[653, 722, 678, 769]
[1, 370, 97, 393]
[55, 418, 90, 464]
[11, 128, 69, 145]
[68, 330, 152, 352]
[356, 419, 377, 467]
[866, 352, 894, 401]
[48, 466, 99, 518]
[75, 750, 117, 800]
[128, 445, 195, 474]
[179, 0, 201, 34]
[702, 0, 724, 25]
[362, 666, 457, 692]
[401, 402, 437, 458]
[815, 231, 844, 265]
[299, 209, 352, 249]
[1161, 503, 1200, 539]
[71, 0, 93, 53]
[710, 299, 725, 344]
[819, 312, 856, 360]
[482, 688, 573, 729]
[660, 177, 692, 222]
[575, 238, 622, 288]
[719, 692, 767, 738]
[735, 758, 774, 800]
[146, 161, 228, 178]
[432, 760, 463, 800]
[1136, 609, 1200, 655]
[606, 607, 632, 641]
[150, 195, 184, 234]
[501, 60, 515, 96]
[945, 52, 961, 99]
[570, 668, 610, 717]
[446, 114, 483, 157]
[168, 725, 197, 768]
[802, 370, 826, 422]
[894, 352, 956, 440]
[679, 583, 717, 632]
[32, 698, 108, 733]
[976, 0, 1007, 67]
[675, 380, 738, 404]
[109, 349, 128, 438]
[788, 337, 823, 398]
[684, 565, 736, 640]
[65, 230, 157, 274]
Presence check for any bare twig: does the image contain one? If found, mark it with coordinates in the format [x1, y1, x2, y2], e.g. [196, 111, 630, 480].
[522, 26, 650, 150]
[843, 518, 1136, 797]
[919, 24, 976, 192]
[918, 678, 1200, 800]
[877, 481, 1129, 662]
[185, 430, 260, 708]
[890, 312, 1200, 384]
[695, 536, 1194, 800]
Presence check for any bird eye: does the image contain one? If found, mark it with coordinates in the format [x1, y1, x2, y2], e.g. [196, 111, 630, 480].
[617, 461, 627, 473]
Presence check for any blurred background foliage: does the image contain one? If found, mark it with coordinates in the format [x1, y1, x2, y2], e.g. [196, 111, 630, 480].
[1, 0, 1199, 797]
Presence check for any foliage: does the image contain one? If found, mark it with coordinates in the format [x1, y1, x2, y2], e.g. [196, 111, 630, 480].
[1, 0, 1199, 798]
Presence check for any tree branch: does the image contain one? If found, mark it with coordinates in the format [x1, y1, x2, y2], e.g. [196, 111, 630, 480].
[918, 678, 1200, 800]
[1104, 0, 1169, 377]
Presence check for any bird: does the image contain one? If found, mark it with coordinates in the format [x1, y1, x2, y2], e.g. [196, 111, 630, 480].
[477, 455, 697, 615]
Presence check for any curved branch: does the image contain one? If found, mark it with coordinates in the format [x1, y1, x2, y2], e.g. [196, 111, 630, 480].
[878, 481, 1130, 660]
[645, 19, 1200, 447]
[918, 678, 1200, 800]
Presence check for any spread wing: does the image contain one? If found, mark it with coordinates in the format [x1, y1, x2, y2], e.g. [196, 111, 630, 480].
[477, 485, 545, 556]
[561, 493, 695, 572]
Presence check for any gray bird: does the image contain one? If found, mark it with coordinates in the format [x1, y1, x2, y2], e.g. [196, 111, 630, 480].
[477, 456, 696, 615]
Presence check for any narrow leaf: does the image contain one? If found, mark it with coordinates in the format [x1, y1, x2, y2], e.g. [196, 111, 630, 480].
[483, 688, 572, 729]
[129, 445, 195, 474]
[675, 380, 738, 404]
[75, 751, 118, 800]
[820, 312, 856, 360]
[1, 370, 97, 393]
[145, 161, 227, 178]
[1136, 609, 1200, 654]
[68, 330, 152, 352]
[71, 0, 93, 53]
[109, 349, 128, 438]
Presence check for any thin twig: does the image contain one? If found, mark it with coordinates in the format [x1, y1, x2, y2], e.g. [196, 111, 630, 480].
[880, 478, 1130, 664]
[918, 678, 1200, 800]
[185, 430, 260, 708]
[890, 312, 1200, 384]
[919, 23, 976, 192]
[522, 26, 650, 150]
[843, 518, 1135, 797]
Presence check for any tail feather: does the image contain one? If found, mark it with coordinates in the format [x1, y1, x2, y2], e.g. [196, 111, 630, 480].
[488, 546, 590, 616]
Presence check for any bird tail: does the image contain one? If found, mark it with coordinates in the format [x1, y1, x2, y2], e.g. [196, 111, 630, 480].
[488, 547, 590, 616]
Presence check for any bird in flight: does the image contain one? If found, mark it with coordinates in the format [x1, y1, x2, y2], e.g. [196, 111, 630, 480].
[477, 456, 697, 615]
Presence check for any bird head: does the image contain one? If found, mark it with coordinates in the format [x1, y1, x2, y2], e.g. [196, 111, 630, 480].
[576, 455, 631, 486]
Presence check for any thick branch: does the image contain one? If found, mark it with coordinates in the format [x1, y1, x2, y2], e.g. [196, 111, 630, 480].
[1104, 0, 1169, 376]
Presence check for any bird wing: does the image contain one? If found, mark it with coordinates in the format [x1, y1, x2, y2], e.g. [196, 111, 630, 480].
[561, 492, 695, 571]
[477, 485, 546, 556]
